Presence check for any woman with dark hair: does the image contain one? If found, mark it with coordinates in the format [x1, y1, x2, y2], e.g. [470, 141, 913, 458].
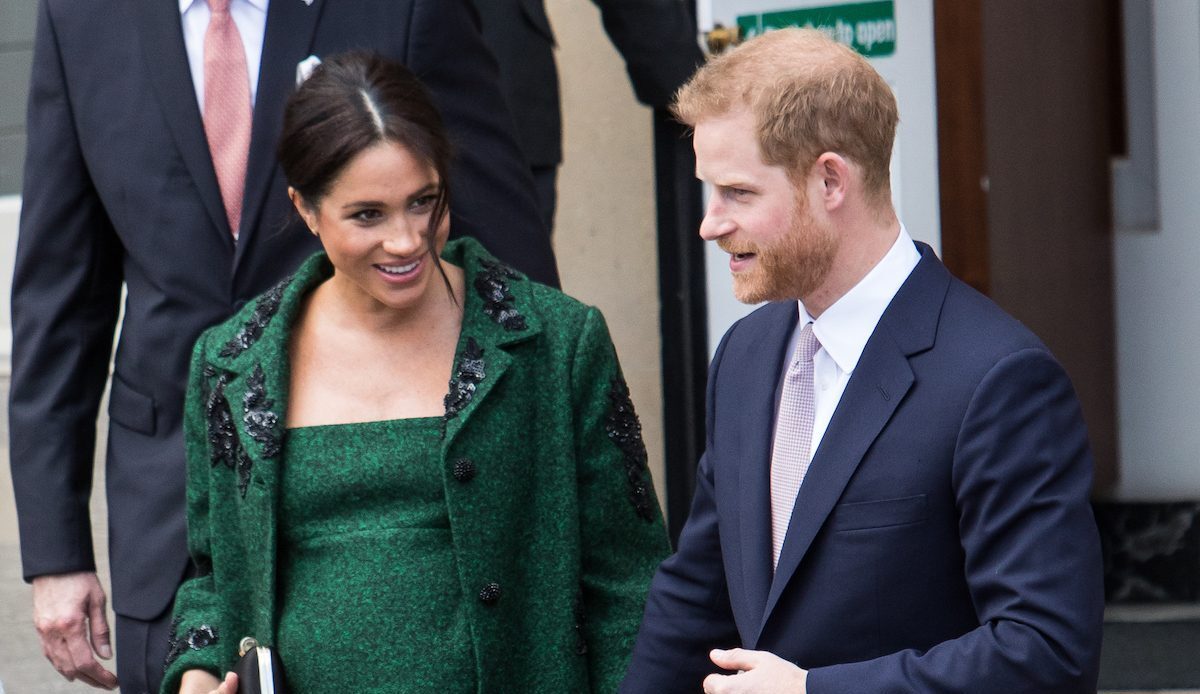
[161, 52, 668, 694]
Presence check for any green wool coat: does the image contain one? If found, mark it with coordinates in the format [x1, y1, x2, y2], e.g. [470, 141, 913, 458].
[161, 238, 670, 693]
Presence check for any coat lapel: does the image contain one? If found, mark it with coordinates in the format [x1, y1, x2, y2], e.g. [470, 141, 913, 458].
[208, 254, 321, 641]
[236, 0, 324, 268]
[757, 243, 946, 638]
[233, 348, 290, 641]
[441, 244, 542, 449]
[132, 0, 231, 244]
[729, 302, 796, 647]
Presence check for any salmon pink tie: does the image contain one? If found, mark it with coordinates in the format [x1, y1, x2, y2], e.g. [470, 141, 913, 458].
[770, 322, 821, 569]
[203, 0, 252, 238]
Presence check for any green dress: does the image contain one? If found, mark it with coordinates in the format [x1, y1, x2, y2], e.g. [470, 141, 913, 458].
[276, 417, 475, 693]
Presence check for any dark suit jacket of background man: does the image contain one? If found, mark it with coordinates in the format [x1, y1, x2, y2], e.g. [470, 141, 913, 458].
[9, 0, 558, 628]
[623, 243, 1105, 692]
[470, 0, 702, 170]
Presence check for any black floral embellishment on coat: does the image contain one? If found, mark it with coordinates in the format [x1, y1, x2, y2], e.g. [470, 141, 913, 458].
[475, 258, 527, 331]
[164, 617, 184, 670]
[234, 448, 253, 498]
[204, 367, 255, 498]
[204, 370, 238, 469]
[186, 624, 219, 650]
[163, 617, 219, 670]
[605, 375, 655, 521]
[243, 364, 281, 459]
[572, 589, 588, 656]
[218, 275, 290, 358]
[443, 338, 486, 429]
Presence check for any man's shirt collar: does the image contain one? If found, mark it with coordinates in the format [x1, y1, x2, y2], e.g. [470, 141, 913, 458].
[180, 0, 269, 14]
[800, 224, 920, 374]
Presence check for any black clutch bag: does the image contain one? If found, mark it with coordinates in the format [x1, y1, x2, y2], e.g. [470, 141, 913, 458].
[234, 637, 286, 694]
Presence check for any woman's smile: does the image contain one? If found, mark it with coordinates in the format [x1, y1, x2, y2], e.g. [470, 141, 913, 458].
[374, 257, 424, 283]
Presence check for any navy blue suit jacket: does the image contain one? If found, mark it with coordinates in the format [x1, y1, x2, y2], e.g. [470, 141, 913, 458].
[623, 243, 1104, 692]
[10, 0, 555, 622]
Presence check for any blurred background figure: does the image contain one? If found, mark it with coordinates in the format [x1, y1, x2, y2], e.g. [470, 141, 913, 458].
[473, 0, 703, 232]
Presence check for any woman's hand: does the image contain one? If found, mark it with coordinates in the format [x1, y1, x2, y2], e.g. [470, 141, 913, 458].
[211, 672, 238, 694]
[179, 669, 238, 694]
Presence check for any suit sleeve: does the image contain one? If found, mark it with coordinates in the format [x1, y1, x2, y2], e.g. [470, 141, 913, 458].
[620, 327, 741, 694]
[405, 0, 560, 288]
[591, 0, 705, 108]
[807, 349, 1105, 693]
[567, 307, 672, 692]
[7, 0, 125, 581]
[160, 334, 235, 694]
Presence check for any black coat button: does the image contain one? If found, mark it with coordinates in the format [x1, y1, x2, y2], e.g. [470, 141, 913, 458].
[479, 582, 502, 604]
[452, 458, 476, 483]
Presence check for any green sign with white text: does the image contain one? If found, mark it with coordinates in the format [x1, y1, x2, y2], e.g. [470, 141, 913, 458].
[737, 1, 896, 57]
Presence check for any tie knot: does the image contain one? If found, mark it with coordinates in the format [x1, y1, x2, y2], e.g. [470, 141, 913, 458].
[209, 0, 231, 14]
[796, 322, 820, 363]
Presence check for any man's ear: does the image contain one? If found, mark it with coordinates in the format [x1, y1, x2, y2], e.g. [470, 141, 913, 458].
[814, 152, 850, 211]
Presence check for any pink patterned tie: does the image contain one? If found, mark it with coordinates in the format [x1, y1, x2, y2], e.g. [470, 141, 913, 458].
[770, 322, 821, 569]
[203, 0, 252, 237]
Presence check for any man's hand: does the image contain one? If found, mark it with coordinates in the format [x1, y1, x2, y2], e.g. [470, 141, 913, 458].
[703, 648, 808, 694]
[31, 571, 118, 689]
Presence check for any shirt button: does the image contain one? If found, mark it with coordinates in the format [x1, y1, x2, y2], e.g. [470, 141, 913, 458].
[479, 582, 502, 605]
[452, 458, 476, 483]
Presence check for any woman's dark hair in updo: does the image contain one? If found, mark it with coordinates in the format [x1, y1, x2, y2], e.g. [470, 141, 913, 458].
[277, 51, 455, 294]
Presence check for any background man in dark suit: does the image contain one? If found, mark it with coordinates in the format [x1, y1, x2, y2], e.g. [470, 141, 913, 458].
[471, 0, 703, 231]
[622, 28, 1104, 693]
[9, 1, 556, 691]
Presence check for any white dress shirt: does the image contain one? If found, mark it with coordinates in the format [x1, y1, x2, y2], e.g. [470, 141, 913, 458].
[180, 0, 269, 112]
[776, 224, 922, 456]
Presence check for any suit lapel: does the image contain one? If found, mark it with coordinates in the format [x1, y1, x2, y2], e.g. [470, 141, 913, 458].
[236, 0, 324, 268]
[758, 334, 913, 635]
[132, 0, 231, 244]
[730, 302, 796, 647]
[757, 243, 946, 638]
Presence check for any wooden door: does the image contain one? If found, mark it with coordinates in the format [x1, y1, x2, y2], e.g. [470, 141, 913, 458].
[935, 0, 1118, 492]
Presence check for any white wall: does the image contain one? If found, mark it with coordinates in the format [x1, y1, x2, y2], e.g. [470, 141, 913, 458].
[0, 195, 17, 374]
[1113, 1, 1200, 499]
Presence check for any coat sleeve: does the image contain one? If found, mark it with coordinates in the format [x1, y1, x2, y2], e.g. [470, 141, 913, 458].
[567, 307, 672, 692]
[160, 334, 236, 693]
[590, 0, 705, 108]
[806, 349, 1105, 693]
[620, 326, 741, 694]
[8, 0, 125, 581]
[405, 0, 560, 288]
